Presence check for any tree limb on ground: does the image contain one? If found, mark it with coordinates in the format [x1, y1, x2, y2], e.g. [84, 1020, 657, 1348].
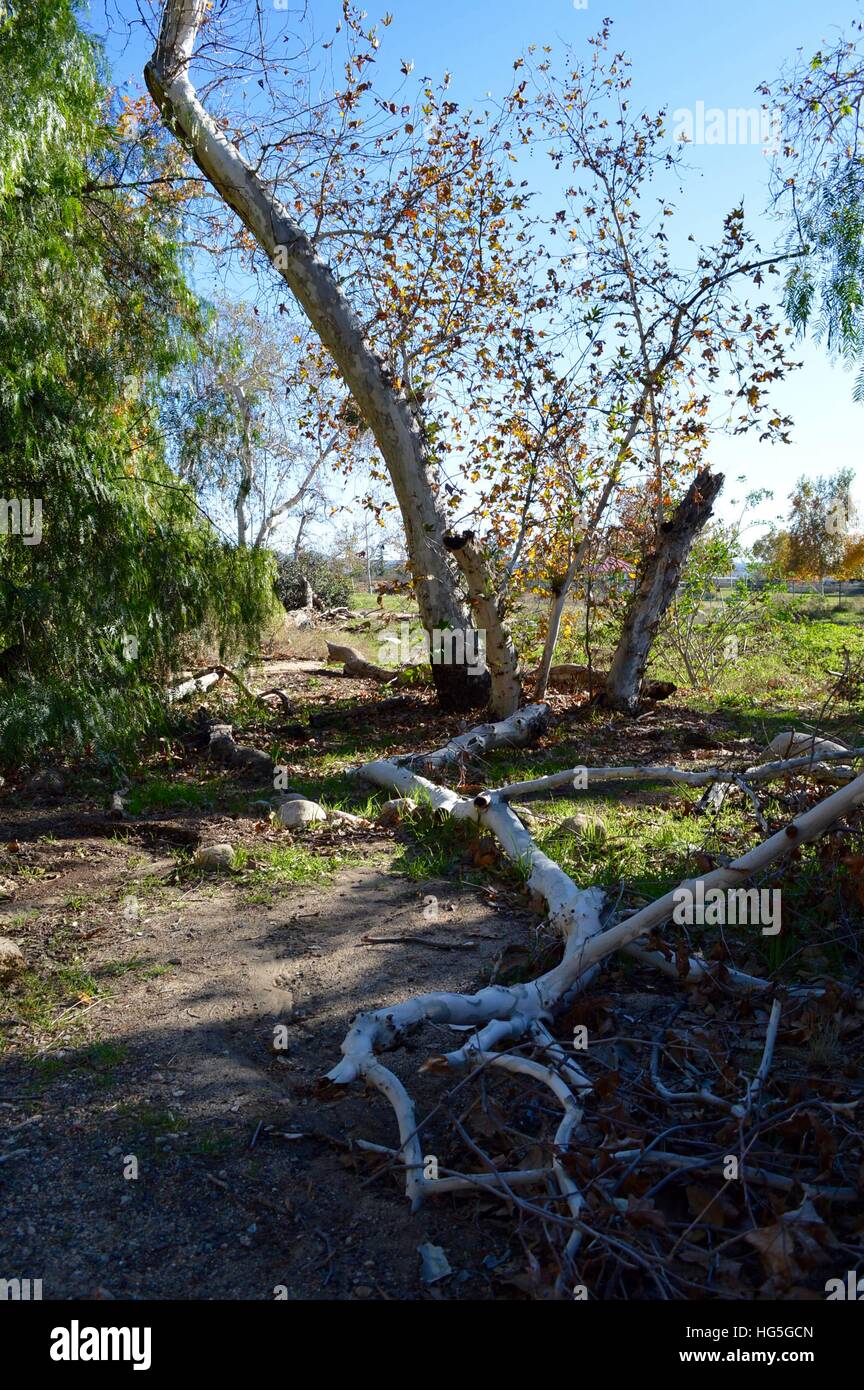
[326, 705, 864, 1233]
[325, 642, 411, 684]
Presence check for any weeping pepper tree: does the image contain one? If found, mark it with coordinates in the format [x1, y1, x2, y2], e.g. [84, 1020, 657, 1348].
[0, 0, 276, 764]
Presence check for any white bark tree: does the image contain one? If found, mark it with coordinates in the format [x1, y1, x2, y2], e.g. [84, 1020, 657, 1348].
[146, 0, 509, 712]
[163, 299, 338, 552]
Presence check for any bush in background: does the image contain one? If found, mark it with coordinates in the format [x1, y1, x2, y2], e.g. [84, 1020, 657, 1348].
[274, 551, 352, 611]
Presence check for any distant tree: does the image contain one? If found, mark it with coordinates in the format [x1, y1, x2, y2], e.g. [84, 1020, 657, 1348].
[786, 469, 856, 590]
[162, 302, 339, 549]
[750, 528, 794, 581]
[274, 551, 351, 612]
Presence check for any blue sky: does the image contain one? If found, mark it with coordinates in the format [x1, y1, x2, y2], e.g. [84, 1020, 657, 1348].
[90, 0, 864, 539]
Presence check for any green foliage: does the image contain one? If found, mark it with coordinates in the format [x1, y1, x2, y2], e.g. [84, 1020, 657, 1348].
[274, 550, 351, 611]
[770, 27, 864, 395]
[0, 0, 276, 766]
[655, 522, 782, 689]
[785, 471, 855, 579]
[785, 165, 864, 395]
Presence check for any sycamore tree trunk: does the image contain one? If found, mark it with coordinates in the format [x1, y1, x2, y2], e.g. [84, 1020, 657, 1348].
[146, 0, 507, 712]
[444, 531, 520, 718]
[605, 468, 724, 714]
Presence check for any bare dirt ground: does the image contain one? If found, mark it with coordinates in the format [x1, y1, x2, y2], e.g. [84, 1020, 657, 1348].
[3, 660, 863, 1301]
[0, 798, 540, 1301]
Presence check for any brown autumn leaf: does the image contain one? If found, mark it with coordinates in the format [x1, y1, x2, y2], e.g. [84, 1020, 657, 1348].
[685, 1183, 738, 1227]
[593, 1070, 621, 1101]
[625, 1196, 665, 1230]
[470, 836, 499, 869]
[745, 1198, 837, 1282]
[746, 1222, 799, 1282]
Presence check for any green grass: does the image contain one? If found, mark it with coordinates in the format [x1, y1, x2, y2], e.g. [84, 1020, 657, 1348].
[126, 778, 210, 814]
[350, 591, 418, 613]
[1, 910, 37, 932]
[33, 1039, 129, 1084]
[114, 1101, 185, 1139]
[529, 790, 752, 899]
[0, 963, 102, 1052]
[96, 958, 173, 983]
[233, 841, 360, 889]
[391, 807, 478, 880]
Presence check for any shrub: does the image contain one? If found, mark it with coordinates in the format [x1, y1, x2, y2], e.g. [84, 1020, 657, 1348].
[274, 551, 351, 611]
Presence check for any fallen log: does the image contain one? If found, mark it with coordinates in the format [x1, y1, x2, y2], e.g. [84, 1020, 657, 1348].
[325, 642, 409, 684]
[488, 744, 864, 803]
[398, 702, 549, 775]
[167, 664, 292, 715]
[167, 669, 223, 703]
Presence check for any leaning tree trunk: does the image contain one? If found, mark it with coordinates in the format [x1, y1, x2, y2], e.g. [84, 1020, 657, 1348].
[605, 467, 724, 714]
[146, 0, 512, 712]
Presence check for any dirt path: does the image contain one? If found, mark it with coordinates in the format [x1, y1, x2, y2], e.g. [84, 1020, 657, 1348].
[0, 807, 534, 1300]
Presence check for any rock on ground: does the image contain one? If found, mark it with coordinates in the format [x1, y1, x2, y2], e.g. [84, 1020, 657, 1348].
[24, 768, 66, 797]
[560, 813, 606, 841]
[275, 799, 327, 828]
[193, 844, 237, 872]
[0, 937, 25, 982]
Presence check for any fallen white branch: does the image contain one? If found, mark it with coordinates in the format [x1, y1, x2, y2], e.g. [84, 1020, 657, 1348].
[327, 709, 864, 1222]
[400, 702, 549, 775]
[490, 747, 864, 803]
[325, 642, 406, 684]
[732, 998, 782, 1119]
[167, 669, 223, 703]
[610, 1147, 856, 1199]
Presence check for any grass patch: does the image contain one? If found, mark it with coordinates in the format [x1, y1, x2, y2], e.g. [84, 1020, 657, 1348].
[114, 1101, 185, 1139]
[234, 842, 356, 888]
[0, 963, 102, 1048]
[126, 778, 210, 815]
[391, 808, 475, 880]
[96, 958, 149, 978]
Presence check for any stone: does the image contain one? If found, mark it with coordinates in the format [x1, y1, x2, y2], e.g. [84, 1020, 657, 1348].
[230, 745, 274, 779]
[329, 810, 367, 826]
[0, 937, 25, 982]
[208, 733, 237, 764]
[0, 878, 16, 901]
[275, 799, 327, 828]
[24, 767, 65, 797]
[764, 731, 851, 784]
[376, 798, 417, 827]
[193, 844, 237, 872]
[560, 813, 606, 842]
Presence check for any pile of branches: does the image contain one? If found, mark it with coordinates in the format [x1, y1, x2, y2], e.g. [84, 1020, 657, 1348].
[323, 705, 864, 1298]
